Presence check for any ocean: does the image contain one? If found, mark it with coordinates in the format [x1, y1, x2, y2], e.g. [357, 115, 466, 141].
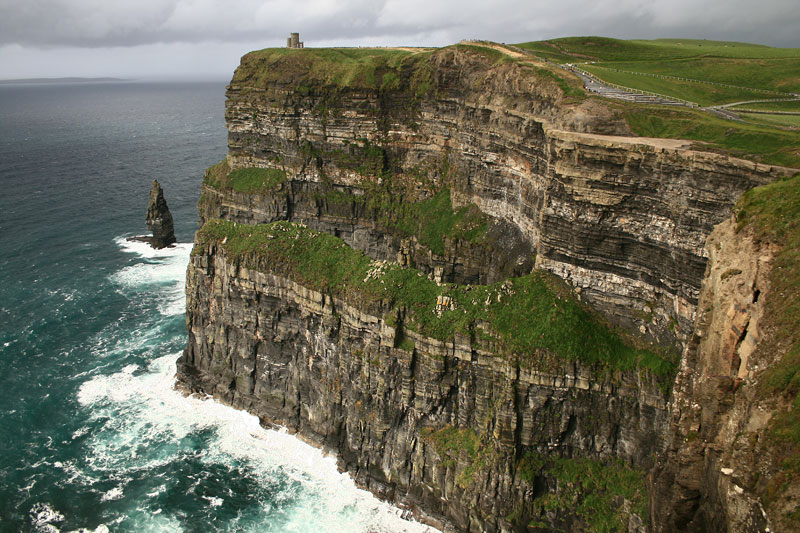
[0, 81, 435, 533]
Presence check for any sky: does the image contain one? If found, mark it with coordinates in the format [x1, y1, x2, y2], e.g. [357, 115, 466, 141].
[1, 0, 798, 81]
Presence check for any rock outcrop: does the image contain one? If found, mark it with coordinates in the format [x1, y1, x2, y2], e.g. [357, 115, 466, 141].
[177, 43, 798, 531]
[650, 217, 777, 531]
[179, 224, 666, 532]
[145, 180, 175, 248]
[211, 44, 789, 349]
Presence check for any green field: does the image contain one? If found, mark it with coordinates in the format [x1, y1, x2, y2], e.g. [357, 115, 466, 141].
[516, 37, 800, 106]
[619, 104, 800, 166]
[740, 113, 800, 129]
[578, 65, 788, 106]
[731, 100, 800, 112]
[517, 37, 800, 63]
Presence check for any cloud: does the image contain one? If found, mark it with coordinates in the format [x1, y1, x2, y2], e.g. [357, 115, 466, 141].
[0, 0, 797, 79]
[0, 0, 798, 49]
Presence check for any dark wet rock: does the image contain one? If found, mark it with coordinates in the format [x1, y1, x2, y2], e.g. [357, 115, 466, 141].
[131, 180, 176, 249]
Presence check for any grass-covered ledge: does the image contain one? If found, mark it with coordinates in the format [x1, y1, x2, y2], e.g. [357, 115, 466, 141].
[195, 219, 676, 380]
[202, 159, 286, 193]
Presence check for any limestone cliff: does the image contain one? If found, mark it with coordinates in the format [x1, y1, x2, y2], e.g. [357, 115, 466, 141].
[180, 221, 667, 532]
[210, 44, 788, 349]
[652, 175, 800, 533]
[177, 43, 798, 531]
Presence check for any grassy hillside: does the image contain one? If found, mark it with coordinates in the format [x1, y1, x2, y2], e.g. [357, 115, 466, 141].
[516, 37, 800, 106]
[619, 104, 800, 166]
[514, 36, 800, 167]
[518, 37, 800, 62]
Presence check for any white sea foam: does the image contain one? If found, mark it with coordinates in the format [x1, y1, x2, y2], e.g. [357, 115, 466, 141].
[75, 233, 440, 532]
[69, 526, 110, 533]
[202, 495, 224, 507]
[115, 237, 192, 261]
[72, 426, 90, 439]
[30, 503, 64, 533]
[88, 321, 169, 361]
[77, 352, 439, 532]
[100, 487, 124, 502]
[112, 236, 192, 316]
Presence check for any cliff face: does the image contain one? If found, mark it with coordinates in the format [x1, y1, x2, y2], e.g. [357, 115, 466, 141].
[652, 173, 800, 533]
[180, 224, 666, 532]
[210, 45, 786, 348]
[651, 218, 776, 531]
[177, 43, 797, 531]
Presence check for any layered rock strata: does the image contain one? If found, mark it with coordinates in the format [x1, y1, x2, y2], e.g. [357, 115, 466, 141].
[213, 46, 790, 348]
[178, 44, 797, 531]
[198, 179, 534, 286]
[179, 237, 667, 531]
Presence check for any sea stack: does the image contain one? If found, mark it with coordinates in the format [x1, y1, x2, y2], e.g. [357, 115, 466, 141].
[145, 180, 175, 248]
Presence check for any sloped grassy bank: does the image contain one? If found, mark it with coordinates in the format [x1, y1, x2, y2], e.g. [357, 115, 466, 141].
[196, 219, 676, 381]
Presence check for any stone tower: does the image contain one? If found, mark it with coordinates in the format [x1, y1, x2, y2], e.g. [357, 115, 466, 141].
[286, 32, 304, 49]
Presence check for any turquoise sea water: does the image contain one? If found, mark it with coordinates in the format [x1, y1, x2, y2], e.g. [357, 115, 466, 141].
[0, 82, 434, 532]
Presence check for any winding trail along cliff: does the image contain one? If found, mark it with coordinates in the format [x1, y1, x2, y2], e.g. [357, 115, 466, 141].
[177, 43, 798, 531]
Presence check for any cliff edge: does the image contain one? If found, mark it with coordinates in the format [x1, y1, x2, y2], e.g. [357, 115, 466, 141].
[177, 42, 799, 531]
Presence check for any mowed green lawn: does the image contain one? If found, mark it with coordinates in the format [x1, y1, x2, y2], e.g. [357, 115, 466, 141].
[732, 100, 800, 112]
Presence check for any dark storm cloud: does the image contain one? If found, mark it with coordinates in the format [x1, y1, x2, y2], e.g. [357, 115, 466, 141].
[1, 0, 798, 49]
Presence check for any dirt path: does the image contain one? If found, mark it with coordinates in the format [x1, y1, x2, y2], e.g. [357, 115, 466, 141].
[460, 40, 530, 60]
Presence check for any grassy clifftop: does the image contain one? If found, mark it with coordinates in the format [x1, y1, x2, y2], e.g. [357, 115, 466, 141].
[230, 39, 800, 168]
[232, 47, 430, 91]
[516, 37, 800, 99]
[516, 36, 800, 167]
[229, 42, 580, 102]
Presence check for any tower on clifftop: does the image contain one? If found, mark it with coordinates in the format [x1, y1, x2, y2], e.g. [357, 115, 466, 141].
[286, 33, 304, 49]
